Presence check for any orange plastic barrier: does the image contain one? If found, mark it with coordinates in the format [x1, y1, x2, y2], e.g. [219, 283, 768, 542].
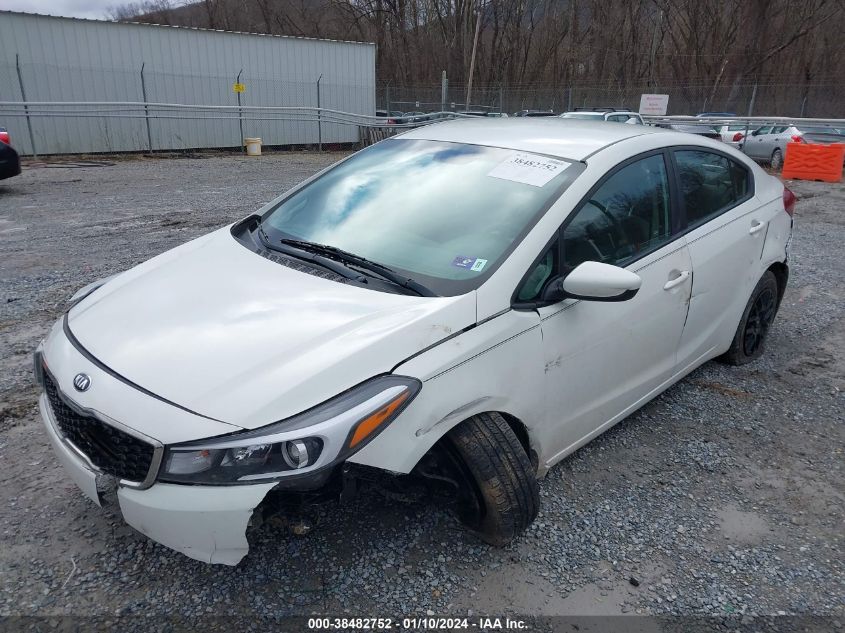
[781, 142, 844, 183]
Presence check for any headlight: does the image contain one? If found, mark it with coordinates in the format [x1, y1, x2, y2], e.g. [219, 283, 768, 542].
[67, 274, 117, 308]
[158, 375, 421, 485]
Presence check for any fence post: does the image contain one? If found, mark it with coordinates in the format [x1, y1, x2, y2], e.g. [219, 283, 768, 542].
[235, 69, 245, 153]
[15, 54, 37, 158]
[747, 83, 757, 117]
[316, 74, 322, 152]
[800, 96, 807, 117]
[441, 71, 447, 112]
[140, 62, 153, 153]
[567, 86, 572, 112]
[386, 83, 391, 112]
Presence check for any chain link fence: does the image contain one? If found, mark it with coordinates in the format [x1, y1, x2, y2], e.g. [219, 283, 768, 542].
[378, 80, 843, 118]
[2, 57, 842, 156]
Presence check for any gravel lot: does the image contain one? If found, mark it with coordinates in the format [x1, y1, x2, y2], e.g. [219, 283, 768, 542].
[0, 152, 842, 624]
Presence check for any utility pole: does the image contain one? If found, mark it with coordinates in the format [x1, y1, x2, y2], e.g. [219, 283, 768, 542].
[465, 0, 484, 112]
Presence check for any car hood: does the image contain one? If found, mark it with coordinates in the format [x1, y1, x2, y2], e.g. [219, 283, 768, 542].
[68, 227, 475, 430]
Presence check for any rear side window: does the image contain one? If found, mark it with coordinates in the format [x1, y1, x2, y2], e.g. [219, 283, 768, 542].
[562, 154, 672, 273]
[674, 150, 750, 227]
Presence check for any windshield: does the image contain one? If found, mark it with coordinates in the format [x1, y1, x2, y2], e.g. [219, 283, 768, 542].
[260, 138, 583, 296]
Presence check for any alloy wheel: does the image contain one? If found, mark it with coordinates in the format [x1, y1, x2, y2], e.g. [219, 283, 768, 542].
[743, 288, 776, 356]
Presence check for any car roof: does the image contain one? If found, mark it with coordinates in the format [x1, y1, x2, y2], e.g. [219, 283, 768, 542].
[399, 117, 664, 161]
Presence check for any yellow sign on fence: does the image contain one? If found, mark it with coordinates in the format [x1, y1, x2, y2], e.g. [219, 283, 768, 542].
[232, 83, 245, 93]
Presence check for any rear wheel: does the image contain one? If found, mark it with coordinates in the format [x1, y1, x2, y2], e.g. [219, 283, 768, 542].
[771, 148, 784, 170]
[718, 271, 779, 365]
[443, 412, 539, 546]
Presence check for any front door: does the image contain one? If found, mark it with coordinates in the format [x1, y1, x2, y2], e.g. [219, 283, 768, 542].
[529, 153, 692, 467]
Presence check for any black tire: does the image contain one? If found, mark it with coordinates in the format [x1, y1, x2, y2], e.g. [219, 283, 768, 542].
[771, 148, 784, 170]
[444, 412, 539, 546]
[718, 271, 779, 366]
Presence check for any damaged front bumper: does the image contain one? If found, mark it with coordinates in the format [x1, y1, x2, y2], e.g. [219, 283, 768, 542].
[39, 390, 276, 565]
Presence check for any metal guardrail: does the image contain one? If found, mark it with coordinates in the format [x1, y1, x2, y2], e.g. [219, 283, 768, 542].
[0, 101, 477, 154]
[0, 101, 469, 126]
[643, 115, 845, 127]
[1, 101, 842, 156]
[3, 102, 838, 128]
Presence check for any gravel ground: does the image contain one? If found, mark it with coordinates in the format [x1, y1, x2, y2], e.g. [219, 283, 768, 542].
[0, 153, 842, 625]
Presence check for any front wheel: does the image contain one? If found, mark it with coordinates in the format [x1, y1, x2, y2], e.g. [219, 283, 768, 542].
[444, 412, 539, 546]
[771, 148, 784, 170]
[718, 271, 779, 365]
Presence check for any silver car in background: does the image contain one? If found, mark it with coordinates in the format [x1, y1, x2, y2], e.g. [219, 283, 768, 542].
[742, 124, 845, 169]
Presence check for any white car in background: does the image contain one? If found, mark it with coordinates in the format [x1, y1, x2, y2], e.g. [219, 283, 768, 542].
[716, 123, 752, 149]
[35, 119, 794, 565]
[560, 109, 645, 124]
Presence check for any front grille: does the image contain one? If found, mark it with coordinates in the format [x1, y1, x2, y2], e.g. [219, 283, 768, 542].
[44, 373, 154, 482]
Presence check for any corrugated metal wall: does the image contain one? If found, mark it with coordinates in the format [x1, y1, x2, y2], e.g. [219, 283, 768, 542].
[0, 12, 376, 155]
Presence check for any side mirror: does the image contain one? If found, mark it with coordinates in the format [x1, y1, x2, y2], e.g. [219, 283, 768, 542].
[542, 261, 642, 303]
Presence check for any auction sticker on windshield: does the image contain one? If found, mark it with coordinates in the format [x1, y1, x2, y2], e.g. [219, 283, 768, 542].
[487, 152, 570, 187]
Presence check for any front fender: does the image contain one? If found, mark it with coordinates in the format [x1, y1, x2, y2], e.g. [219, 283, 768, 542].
[347, 310, 547, 474]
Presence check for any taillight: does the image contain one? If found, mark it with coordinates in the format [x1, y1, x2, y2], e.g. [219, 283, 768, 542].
[782, 186, 796, 217]
[732, 132, 744, 142]
[387, 118, 396, 124]
[790, 135, 804, 143]
[0, 130, 9, 145]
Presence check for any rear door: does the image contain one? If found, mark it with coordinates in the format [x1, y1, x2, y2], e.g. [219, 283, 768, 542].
[673, 148, 764, 368]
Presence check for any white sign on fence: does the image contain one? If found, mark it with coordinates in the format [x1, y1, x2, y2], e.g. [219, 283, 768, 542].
[639, 94, 669, 115]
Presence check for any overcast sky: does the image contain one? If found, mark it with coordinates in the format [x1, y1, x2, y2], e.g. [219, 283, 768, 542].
[3, 0, 117, 20]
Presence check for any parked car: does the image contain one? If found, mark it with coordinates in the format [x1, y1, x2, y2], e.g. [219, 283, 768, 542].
[376, 110, 407, 124]
[0, 127, 21, 181]
[743, 124, 845, 169]
[36, 119, 793, 565]
[402, 111, 429, 123]
[716, 124, 752, 149]
[513, 110, 557, 117]
[560, 109, 644, 125]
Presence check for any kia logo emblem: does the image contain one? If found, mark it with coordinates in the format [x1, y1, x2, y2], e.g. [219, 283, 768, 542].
[73, 373, 91, 392]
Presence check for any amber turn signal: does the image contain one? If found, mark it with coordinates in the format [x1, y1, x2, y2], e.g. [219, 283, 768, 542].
[348, 391, 411, 448]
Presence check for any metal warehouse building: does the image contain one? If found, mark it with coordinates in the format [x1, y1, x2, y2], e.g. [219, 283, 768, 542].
[0, 11, 376, 155]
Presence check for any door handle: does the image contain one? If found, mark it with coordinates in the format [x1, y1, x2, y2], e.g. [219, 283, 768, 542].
[663, 270, 690, 290]
[749, 220, 766, 235]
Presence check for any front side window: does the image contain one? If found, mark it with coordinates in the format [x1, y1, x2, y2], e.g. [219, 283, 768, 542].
[674, 150, 750, 227]
[260, 139, 582, 296]
[561, 154, 672, 273]
[516, 243, 557, 302]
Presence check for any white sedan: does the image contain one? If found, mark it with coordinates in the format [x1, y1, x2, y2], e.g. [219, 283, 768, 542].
[35, 119, 794, 564]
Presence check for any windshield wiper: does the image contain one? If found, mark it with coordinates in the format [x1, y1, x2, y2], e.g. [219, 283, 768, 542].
[255, 225, 367, 283]
[280, 238, 437, 297]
